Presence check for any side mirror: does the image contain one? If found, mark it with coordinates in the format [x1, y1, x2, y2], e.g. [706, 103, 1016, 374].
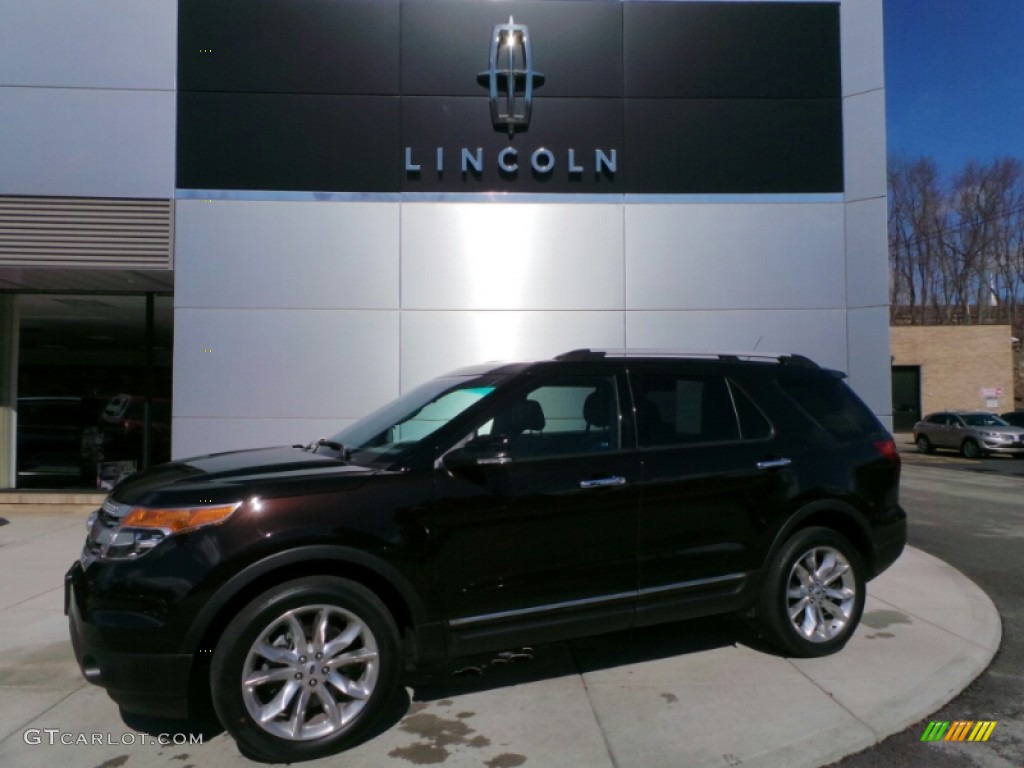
[443, 434, 513, 474]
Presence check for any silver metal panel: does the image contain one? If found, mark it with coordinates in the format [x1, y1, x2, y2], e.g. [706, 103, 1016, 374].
[0, 88, 175, 199]
[173, 308, 399, 419]
[172, 417, 358, 462]
[845, 197, 888, 309]
[175, 200, 400, 309]
[0, 0, 176, 89]
[840, 0, 884, 98]
[625, 203, 845, 311]
[399, 310, 626, 390]
[401, 203, 625, 310]
[845, 306, 893, 418]
[843, 89, 887, 203]
[625, 309, 849, 374]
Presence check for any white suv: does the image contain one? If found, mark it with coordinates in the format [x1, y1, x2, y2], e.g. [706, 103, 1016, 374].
[913, 411, 1024, 458]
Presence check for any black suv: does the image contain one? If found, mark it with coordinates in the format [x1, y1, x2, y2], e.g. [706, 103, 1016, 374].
[66, 350, 905, 762]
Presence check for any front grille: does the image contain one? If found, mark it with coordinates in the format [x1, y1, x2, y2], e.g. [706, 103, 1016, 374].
[85, 499, 132, 557]
[101, 498, 131, 520]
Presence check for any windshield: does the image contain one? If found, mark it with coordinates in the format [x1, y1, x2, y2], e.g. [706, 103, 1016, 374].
[962, 413, 1009, 427]
[328, 374, 505, 467]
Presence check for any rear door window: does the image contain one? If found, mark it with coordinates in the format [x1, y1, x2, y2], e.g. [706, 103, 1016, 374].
[730, 383, 774, 440]
[631, 374, 742, 447]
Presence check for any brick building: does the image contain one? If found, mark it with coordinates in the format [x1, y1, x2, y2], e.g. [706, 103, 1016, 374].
[890, 325, 1018, 431]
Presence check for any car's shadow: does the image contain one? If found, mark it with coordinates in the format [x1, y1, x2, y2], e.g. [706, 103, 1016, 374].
[402, 612, 773, 700]
[118, 613, 775, 762]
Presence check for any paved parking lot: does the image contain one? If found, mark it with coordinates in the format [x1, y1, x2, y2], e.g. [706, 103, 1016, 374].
[895, 433, 1024, 478]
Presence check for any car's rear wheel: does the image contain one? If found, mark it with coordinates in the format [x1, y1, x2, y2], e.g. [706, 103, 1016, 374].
[915, 435, 933, 454]
[211, 576, 400, 762]
[757, 527, 865, 658]
[961, 439, 984, 459]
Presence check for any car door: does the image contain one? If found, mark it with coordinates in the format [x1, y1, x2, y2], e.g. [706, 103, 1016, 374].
[427, 368, 641, 655]
[934, 413, 958, 449]
[629, 364, 795, 627]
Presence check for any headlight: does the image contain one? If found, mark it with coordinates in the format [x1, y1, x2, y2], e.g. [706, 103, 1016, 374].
[104, 526, 171, 559]
[90, 502, 241, 560]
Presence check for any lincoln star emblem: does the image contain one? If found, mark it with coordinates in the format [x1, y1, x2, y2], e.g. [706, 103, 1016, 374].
[478, 16, 545, 135]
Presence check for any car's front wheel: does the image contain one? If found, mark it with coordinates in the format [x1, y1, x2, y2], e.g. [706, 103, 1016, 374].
[211, 576, 400, 762]
[757, 527, 865, 658]
[961, 439, 984, 459]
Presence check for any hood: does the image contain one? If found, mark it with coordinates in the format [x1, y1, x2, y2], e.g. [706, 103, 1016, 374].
[109, 445, 378, 506]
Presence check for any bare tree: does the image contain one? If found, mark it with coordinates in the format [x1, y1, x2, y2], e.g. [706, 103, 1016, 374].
[889, 155, 1024, 332]
[888, 156, 949, 324]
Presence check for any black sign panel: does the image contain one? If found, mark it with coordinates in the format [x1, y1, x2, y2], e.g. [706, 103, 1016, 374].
[177, 94, 401, 192]
[625, 99, 843, 194]
[177, 0, 843, 194]
[623, 2, 840, 98]
[178, 0, 400, 95]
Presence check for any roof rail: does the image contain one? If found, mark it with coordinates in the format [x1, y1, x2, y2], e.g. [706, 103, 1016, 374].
[554, 349, 606, 361]
[778, 353, 820, 368]
[554, 348, 821, 367]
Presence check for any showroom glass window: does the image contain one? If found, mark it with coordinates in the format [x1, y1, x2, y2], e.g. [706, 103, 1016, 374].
[15, 294, 172, 489]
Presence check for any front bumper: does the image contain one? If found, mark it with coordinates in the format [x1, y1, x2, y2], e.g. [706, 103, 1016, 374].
[65, 562, 195, 719]
[980, 439, 1024, 454]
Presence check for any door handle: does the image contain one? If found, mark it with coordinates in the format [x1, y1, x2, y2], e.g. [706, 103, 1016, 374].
[580, 476, 627, 489]
[756, 458, 792, 470]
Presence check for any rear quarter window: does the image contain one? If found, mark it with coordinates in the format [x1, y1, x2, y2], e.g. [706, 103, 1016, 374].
[776, 374, 883, 441]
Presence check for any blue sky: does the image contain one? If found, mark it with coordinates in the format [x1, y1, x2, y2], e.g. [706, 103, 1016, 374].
[883, 0, 1024, 178]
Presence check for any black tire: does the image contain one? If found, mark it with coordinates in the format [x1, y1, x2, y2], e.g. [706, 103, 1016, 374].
[211, 576, 400, 763]
[915, 435, 933, 454]
[757, 527, 865, 658]
[961, 439, 984, 459]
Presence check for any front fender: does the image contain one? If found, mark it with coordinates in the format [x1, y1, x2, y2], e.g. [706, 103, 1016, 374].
[181, 544, 429, 652]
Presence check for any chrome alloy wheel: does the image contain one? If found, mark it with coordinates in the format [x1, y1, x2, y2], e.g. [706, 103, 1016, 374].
[785, 546, 857, 642]
[241, 604, 380, 741]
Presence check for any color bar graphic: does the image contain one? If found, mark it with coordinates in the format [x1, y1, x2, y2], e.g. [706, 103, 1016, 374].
[921, 721, 997, 742]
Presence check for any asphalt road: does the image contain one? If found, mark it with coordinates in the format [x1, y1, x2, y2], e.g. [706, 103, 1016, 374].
[827, 451, 1024, 768]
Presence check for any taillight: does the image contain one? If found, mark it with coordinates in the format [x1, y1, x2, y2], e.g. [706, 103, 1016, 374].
[874, 438, 901, 467]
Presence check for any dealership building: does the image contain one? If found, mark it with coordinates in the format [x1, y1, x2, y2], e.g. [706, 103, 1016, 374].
[0, 0, 888, 490]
